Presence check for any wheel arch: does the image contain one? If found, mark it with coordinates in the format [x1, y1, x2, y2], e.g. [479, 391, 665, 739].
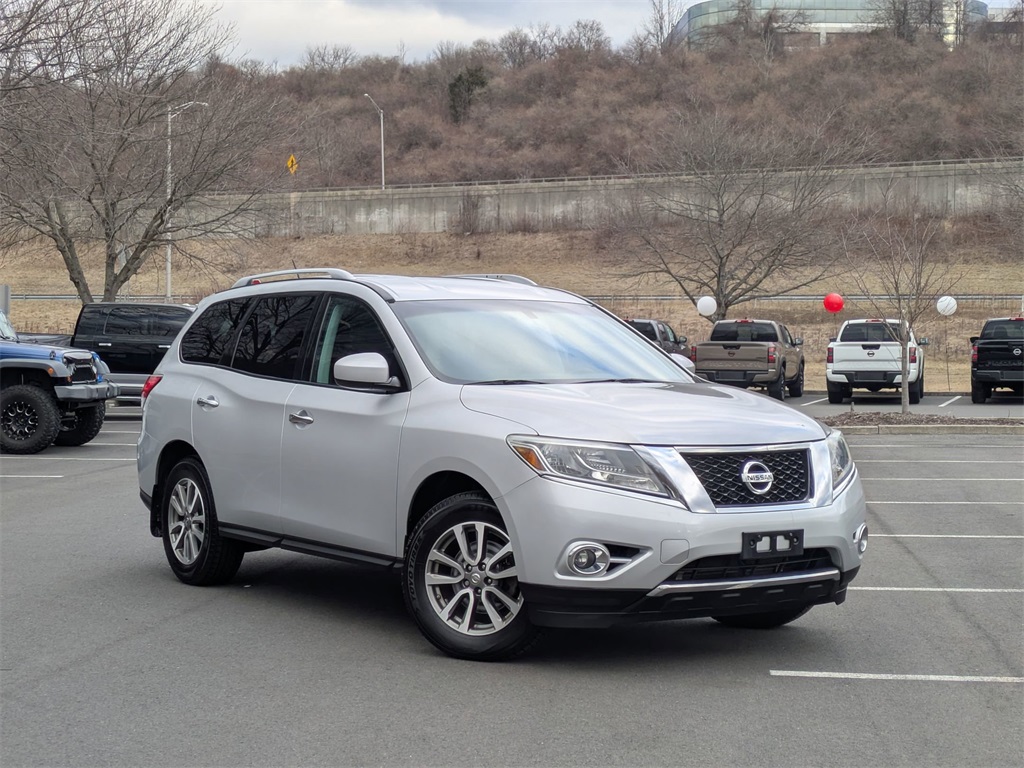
[404, 471, 489, 556]
[149, 440, 202, 537]
[0, 365, 56, 392]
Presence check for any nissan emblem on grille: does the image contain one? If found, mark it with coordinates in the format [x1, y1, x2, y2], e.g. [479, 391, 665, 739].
[740, 460, 774, 495]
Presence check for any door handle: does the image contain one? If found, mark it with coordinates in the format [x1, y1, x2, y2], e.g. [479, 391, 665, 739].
[196, 396, 219, 408]
[288, 410, 314, 425]
[98, 342, 112, 347]
[158, 344, 171, 349]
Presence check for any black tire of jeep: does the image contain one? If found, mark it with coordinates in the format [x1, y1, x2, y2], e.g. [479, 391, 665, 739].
[767, 371, 786, 401]
[712, 605, 812, 629]
[787, 364, 805, 398]
[826, 380, 845, 404]
[971, 380, 990, 404]
[403, 491, 540, 661]
[161, 457, 244, 586]
[0, 383, 61, 454]
[53, 402, 106, 446]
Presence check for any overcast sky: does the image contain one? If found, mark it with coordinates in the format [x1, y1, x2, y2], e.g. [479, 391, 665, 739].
[205, 0, 667, 66]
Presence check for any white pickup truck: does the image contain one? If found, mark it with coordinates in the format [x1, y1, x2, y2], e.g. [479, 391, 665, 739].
[826, 319, 927, 404]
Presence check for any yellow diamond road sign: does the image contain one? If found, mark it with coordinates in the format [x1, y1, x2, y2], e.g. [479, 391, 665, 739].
[287, 154, 298, 174]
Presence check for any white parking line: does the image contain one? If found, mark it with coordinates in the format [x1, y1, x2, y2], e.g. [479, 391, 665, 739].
[771, 670, 1024, 683]
[851, 587, 1023, 593]
[872, 534, 1024, 539]
[0, 475, 64, 478]
[938, 395, 962, 407]
[800, 398, 828, 406]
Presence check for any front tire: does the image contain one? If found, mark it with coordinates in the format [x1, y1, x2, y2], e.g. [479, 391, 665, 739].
[161, 457, 244, 586]
[0, 384, 61, 454]
[54, 402, 106, 446]
[712, 606, 811, 629]
[403, 492, 539, 661]
[787, 364, 804, 398]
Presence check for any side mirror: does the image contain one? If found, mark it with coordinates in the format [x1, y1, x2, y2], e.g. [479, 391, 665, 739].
[829, 337, 837, 343]
[969, 336, 979, 344]
[793, 337, 804, 346]
[671, 353, 696, 372]
[918, 338, 930, 346]
[677, 336, 688, 347]
[333, 352, 398, 387]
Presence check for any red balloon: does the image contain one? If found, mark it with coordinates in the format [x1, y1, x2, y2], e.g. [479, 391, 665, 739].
[823, 293, 844, 313]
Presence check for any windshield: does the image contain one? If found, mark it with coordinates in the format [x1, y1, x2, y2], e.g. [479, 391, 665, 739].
[393, 300, 693, 385]
[0, 311, 17, 341]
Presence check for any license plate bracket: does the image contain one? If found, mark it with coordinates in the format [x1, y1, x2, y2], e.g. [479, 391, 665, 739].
[742, 530, 804, 559]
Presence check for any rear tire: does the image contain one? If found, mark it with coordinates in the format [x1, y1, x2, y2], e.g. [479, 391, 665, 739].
[161, 457, 244, 586]
[826, 380, 845, 404]
[403, 491, 540, 661]
[767, 372, 785, 401]
[908, 373, 922, 405]
[53, 402, 106, 446]
[971, 380, 990, 404]
[0, 384, 61, 454]
[712, 606, 811, 629]
[787, 364, 804, 398]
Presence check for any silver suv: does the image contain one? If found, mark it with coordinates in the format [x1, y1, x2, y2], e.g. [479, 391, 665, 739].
[137, 269, 867, 660]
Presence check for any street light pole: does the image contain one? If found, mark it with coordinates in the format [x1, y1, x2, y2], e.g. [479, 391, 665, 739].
[165, 101, 207, 302]
[364, 93, 385, 190]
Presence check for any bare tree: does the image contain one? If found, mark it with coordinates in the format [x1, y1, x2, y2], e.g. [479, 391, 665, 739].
[640, 0, 686, 53]
[840, 186, 964, 412]
[0, 0, 286, 303]
[613, 108, 866, 322]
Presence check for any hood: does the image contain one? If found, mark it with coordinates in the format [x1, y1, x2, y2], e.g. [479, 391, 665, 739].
[460, 381, 827, 447]
[0, 339, 96, 362]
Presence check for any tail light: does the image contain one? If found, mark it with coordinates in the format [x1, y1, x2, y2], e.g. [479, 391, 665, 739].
[909, 346, 917, 363]
[971, 344, 978, 363]
[141, 375, 162, 403]
[827, 346, 834, 364]
[690, 344, 696, 360]
[767, 344, 776, 364]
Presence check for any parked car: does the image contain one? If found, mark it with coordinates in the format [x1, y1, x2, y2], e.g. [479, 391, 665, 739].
[826, 319, 927, 404]
[971, 316, 1024, 403]
[0, 309, 119, 454]
[690, 319, 804, 400]
[625, 318, 687, 355]
[138, 269, 867, 661]
[69, 302, 194, 403]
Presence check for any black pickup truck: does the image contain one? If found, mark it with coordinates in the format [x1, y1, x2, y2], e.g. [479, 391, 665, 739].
[970, 316, 1024, 403]
[69, 302, 194, 403]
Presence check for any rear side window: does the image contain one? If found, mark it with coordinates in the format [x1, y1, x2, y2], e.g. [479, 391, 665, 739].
[232, 294, 319, 379]
[710, 323, 778, 343]
[629, 321, 657, 341]
[74, 306, 109, 336]
[181, 298, 250, 365]
[981, 320, 1024, 340]
[147, 307, 193, 336]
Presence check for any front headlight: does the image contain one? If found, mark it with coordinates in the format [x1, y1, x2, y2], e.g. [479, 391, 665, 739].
[507, 436, 672, 497]
[826, 429, 854, 488]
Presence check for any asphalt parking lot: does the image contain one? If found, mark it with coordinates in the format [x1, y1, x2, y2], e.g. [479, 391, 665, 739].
[1, 407, 1021, 767]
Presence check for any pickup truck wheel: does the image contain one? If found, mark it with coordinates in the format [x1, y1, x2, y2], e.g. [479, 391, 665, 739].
[712, 606, 811, 629]
[909, 372, 923, 405]
[0, 384, 61, 454]
[826, 381, 845, 404]
[787, 364, 804, 397]
[403, 492, 540, 661]
[767, 372, 786, 401]
[970, 381, 990, 404]
[161, 457, 244, 586]
[53, 403, 106, 446]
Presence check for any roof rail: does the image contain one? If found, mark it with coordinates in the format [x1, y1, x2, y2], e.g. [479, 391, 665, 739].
[231, 268, 355, 289]
[446, 273, 538, 286]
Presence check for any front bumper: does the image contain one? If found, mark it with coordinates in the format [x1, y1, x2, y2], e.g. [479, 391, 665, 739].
[54, 381, 120, 403]
[497, 467, 866, 628]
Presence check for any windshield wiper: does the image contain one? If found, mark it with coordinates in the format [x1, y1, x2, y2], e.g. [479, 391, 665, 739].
[577, 378, 664, 384]
[467, 379, 546, 386]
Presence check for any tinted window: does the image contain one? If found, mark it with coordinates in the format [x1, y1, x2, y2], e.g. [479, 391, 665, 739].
[181, 298, 250, 365]
[310, 296, 396, 384]
[981, 320, 1024, 340]
[148, 307, 193, 336]
[839, 323, 901, 343]
[232, 294, 318, 379]
[74, 305, 109, 336]
[102, 305, 192, 337]
[710, 322, 778, 343]
[628, 320, 657, 341]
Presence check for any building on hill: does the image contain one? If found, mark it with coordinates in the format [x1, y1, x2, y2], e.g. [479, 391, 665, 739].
[672, 0, 990, 49]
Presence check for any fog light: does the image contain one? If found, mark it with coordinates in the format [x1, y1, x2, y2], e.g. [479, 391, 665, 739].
[854, 523, 869, 554]
[566, 542, 611, 576]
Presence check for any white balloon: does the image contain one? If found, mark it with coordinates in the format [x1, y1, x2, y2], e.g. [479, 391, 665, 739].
[697, 296, 718, 317]
[936, 296, 957, 316]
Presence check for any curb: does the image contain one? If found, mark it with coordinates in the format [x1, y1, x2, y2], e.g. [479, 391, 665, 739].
[835, 425, 1024, 435]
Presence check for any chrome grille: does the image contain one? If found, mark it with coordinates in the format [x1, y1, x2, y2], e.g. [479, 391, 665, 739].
[668, 549, 834, 582]
[679, 449, 810, 506]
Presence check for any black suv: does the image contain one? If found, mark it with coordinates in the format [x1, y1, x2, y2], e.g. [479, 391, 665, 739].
[69, 303, 194, 403]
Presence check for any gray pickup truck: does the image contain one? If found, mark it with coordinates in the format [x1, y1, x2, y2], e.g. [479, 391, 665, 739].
[692, 319, 805, 400]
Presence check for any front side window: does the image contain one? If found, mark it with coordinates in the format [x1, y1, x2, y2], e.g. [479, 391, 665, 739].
[232, 294, 319, 379]
[395, 300, 692, 385]
[181, 298, 250, 365]
[309, 295, 396, 385]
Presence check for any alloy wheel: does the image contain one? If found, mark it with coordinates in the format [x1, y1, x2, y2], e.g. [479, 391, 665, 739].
[167, 476, 206, 565]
